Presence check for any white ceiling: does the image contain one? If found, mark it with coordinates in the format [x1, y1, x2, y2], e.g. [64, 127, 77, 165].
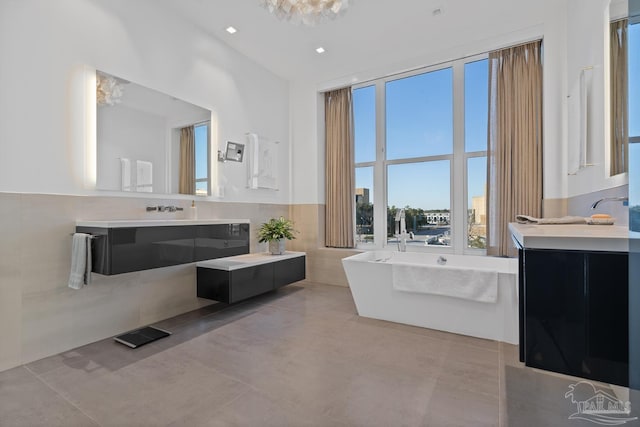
[156, 0, 546, 85]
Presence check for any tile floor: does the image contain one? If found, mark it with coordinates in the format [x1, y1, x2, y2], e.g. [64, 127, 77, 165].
[0, 282, 627, 426]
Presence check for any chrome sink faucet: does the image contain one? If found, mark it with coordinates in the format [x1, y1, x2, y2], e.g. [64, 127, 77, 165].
[590, 197, 628, 209]
[146, 205, 184, 212]
[395, 208, 408, 252]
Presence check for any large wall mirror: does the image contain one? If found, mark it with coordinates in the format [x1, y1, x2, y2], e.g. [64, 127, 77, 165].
[96, 71, 213, 196]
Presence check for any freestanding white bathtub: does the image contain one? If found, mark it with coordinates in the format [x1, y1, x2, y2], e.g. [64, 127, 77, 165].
[342, 251, 519, 344]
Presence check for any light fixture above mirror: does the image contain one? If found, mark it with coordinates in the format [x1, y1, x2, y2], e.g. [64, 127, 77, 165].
[96, 71, 127, 106]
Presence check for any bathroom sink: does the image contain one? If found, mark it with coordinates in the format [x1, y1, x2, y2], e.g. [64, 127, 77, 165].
[76, 219, 250, 228]
[197, 252, 305, 271]
[509, 223, 629, 252]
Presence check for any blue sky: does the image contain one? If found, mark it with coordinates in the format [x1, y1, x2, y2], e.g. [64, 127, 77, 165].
[354, 59, 488, 211]
[195, 123, 208, 179]
[354, 30, 640, 210]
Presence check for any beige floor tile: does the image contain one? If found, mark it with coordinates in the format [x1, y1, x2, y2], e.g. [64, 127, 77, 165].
[44, 352, 249, 427]
[436, 341, 500, 397]
[423, 382, 500, 427]
[170, 324, 302, 387]
[503, 364, 610, 427]
[321, 364, 437, 426]
[0, 367, 98, 427]
[244, 354, 368, 416]
[28, 336, 161, 378]
[5, 281, 570, 427]
[168, 388, 349, 427]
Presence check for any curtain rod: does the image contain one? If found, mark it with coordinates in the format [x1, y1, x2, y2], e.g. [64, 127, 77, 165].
[611, 17, 628, 24]
[491, 37, 543, 53]
[325, 37, 543, 92]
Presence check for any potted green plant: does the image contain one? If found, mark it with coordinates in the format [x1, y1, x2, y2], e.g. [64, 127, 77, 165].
[258, 217, 297, 255]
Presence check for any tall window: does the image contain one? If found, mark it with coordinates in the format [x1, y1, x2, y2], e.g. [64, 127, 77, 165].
[465, 59, 489, 249]
[386, 68, 453, 247]
[194, 122, 210, 196]
[353, 85, 376, 246]
[352, 56, 489, 253]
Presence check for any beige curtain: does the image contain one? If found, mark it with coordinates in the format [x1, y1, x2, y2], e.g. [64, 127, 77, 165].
[611, 19, 628, 176]
[179, 126, 195, 195]
[325, 87, 354, 248]
[487, 40, 543, 257]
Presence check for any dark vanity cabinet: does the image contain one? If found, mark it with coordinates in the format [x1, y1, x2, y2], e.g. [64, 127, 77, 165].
[518, 247, 629, 386]
[76, 223, 250, 275]
[197, 252, 306, 303]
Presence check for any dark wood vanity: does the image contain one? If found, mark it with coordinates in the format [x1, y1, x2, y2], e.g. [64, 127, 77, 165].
[196, 252, 306, 303]
[510, 223, 629, 386]
[76, 220, 250, 275]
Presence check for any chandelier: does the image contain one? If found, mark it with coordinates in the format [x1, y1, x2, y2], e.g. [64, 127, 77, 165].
[260, 0, 349, 26]
[96, 72, 125, 106]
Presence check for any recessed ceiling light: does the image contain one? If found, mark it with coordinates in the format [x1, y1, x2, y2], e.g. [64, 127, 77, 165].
[225, 26, 237, 34]
[316, 47, 326, 54]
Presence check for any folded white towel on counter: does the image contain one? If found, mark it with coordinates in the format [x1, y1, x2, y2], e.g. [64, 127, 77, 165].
[392, 262, 498, 303]
[516, 215, 587, 225]
[68, 233, 92, 290]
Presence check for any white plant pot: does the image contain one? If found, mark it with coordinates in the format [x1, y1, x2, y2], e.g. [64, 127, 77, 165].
[268, 239, 286, 255]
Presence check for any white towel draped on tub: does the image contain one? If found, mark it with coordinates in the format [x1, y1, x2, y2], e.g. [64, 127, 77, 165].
[68, 233, 92, 290]
[392, 262, 498, 303]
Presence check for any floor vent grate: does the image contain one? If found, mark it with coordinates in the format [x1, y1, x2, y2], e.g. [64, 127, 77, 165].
[114, 326, 171, 348]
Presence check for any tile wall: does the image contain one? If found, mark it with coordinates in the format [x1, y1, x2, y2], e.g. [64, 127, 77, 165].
[541, 185, 628, 225]
[0, 192, 288, 372]
[288, 204, 358, 288]
[568, 184, 629, 226]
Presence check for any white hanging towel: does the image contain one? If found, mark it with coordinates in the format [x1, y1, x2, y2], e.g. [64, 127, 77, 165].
[568, 68, 590, 174]
[136, 160, 153, 192]
[68, 233, 92, 290]
[121, 158, 131, 191]
[246, 133, 259, 189]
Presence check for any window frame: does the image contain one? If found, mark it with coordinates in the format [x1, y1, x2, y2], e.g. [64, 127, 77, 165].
[630, 22, 640, 146]
[352, 53, 488, 255]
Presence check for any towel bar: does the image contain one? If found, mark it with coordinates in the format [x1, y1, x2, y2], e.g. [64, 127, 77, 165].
[69, 233, 103, 239]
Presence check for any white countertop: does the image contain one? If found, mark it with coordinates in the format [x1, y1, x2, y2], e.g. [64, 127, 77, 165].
[509, 222, 629, 252]
[197, 251, 306, 271]
[76, 219, 250, 228]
